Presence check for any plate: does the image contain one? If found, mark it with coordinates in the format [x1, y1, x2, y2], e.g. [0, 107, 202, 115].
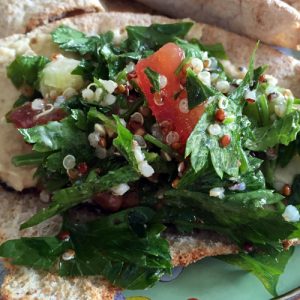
[124, 246, 300, 300]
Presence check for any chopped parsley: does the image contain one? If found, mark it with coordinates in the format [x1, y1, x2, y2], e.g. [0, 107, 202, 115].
[1, 22, 300, 296]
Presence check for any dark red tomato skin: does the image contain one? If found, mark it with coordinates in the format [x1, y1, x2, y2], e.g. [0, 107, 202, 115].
[8, 102, 67, 128]
[136, 42, 205, 147]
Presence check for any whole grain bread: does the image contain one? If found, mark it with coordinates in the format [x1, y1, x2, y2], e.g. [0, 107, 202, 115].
[135, 0, 300, 50]
[0, 187, 238, 299]
[1, 12, 300, 191]
[0, 0, 104, 38]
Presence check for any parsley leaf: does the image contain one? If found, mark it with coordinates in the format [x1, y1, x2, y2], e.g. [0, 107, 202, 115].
[51, 26, 118, 80]
[0, 237, 65, 270]
[51, 26, 113, 55]
[186, 68, 217, 109]
[185, 94, 249, 177]
[186, 45, 260, 177]
[75, 56, 109, 81]
[164, 189, 296, 249]
[174, 38, 204, 58]
[125, 22, 193, 52]
[14, 114, 94, 191]
[18, 117, 89, 152]
[1, 207, 171, 289]
[144, 134, 182, 159]
[245, 111, 300, 151]
[178, 157, 265, 192]
[113, 116, 138, 169]
[220, 247, 294, 296]
[21, 165, 140, 229]
[13, 94, 32, 108]
[17, 115, 94, 175]
[253, 65, 268, 88]
[144, 67, 160, 93]
[12, 152, 46, 167]
[199, 42, 227, 60]
[87, 107, 116, 130]
[228, 43, 258, 104]
[7, 55, 49, 88]
[175, 38, 227, 60]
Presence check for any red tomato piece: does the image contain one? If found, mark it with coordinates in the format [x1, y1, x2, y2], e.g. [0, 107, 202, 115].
[8, 102, 67, 128]
[136, 42, 205, 148]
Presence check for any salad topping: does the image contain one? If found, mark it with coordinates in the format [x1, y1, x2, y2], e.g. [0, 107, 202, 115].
[1, 22, 300, 296]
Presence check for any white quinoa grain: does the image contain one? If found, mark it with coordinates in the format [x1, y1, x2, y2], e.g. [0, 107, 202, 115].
[95, 146, 107, 159]
[191, 57, 204, 73]
[125, 62, 136, 73]
[244, 89, 257, 102]
[178, 98, 189, 113]
[103, 94, 116, 106]
[88, 132, 100, 148]
[82, 88, 95, 101]
[282, 205, 300, 222]
[208, 124, 222, 136]
[98, 79, 118, 94]
[159, 75, 168, 89]
[39, 190, 50, 203]
[31, 99, 44, 111]
[62, 249, 76, 261]
[94, 88, 103, 101]
[218, 96, 228, 109]
[166, 131, 180, 145]
[215, 80, 230, 94]
[111, 183, 130, 196]
[94, 124, 106, 137]
[63, 155, 76, 170]
[197, 71, 211, 87]
[209, 187, 225, 199]
[138, 161, 155, 177]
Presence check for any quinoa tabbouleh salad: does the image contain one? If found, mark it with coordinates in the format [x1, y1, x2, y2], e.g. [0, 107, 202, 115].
[1, 22, 300, 296]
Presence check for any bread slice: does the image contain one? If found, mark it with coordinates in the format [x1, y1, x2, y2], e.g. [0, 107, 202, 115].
[134, 0, 300, 50]
[0, 0, 104, 38]
[284, 0, 300, 12]
[1, 266, 118, 300]
[0, 11, 298, 298]
[0, 187, 237, 299]
[1, 11, 300, 191]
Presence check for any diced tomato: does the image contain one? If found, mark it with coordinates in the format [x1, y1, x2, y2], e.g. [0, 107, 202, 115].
[8, 102, 67, 128]
[136, 43, 205, 149]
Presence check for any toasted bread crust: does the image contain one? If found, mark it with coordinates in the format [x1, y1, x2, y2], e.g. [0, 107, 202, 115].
[1, 266, 117, 300]
[168, 232, 239, 266]
[0, 0, 104, 38]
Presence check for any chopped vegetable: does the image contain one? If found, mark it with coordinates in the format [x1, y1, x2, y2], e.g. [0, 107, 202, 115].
[7, 55, 49, 88]
[39, 55, 84, 97]
[2, 22, 300, 295]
